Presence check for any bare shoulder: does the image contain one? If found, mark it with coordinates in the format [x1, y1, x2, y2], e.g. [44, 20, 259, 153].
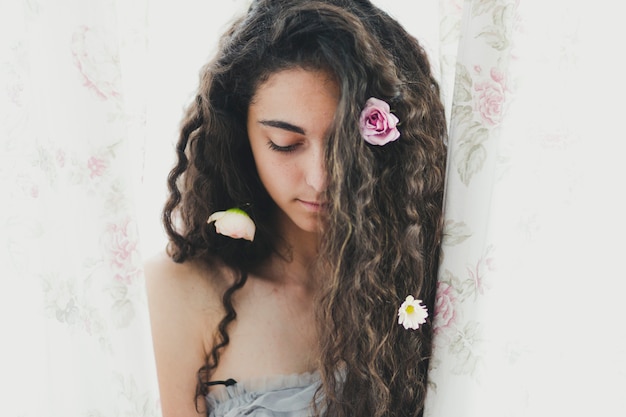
[144, 251, 232, 417]
[144, 252, 226, 340]
[144, 251, 226, 315]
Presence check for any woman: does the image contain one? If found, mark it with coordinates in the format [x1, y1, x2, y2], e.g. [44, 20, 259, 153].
[145, 1, 447, 416]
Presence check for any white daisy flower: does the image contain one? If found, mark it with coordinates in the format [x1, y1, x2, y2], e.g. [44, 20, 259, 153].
[397, 295, 428, 330]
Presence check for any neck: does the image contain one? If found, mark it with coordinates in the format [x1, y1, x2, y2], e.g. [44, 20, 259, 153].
[262, 210, 321, 289]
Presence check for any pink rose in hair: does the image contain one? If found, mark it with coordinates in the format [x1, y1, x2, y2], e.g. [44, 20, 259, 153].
[359, 97, 400, 146]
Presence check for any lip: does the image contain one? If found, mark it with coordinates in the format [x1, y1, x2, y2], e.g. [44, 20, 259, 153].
[297, 199, 325, 212]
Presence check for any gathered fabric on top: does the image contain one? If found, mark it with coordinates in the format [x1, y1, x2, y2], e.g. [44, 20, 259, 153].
[205, 372, 323, 417]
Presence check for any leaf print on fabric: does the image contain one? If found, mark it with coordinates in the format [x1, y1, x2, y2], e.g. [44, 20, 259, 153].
[449, 321, 484, 376]
[42, 276, 81, 325]
[57, 297, 79, 324]
[451, 104, 474, 128]
[440, 14, 462, 46]
[40, 274, 108, 344]
[471, 0, 497, 17]
[453, 62, 473, 103]
[476, 3, 516, 51]
[113, 373, 160, 417]
[454, 122, 489, 186]
[107, 282, 136, 328]
[443, 220, 473, 246]
[476, 27, 509, 51]
[450, 63, 491, 186]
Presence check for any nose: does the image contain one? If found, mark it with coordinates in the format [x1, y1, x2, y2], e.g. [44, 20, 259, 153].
[305, 145, 327, 192]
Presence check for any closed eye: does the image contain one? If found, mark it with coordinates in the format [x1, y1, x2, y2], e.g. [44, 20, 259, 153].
[267, 140, 299, 153]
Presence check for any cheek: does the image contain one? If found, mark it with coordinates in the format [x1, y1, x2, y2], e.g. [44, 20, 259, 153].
[255, 157, 296, 195]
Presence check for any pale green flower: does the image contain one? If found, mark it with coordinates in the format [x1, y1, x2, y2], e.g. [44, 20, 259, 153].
[207, 208, 255, 241]
[397, 295, 428, 330]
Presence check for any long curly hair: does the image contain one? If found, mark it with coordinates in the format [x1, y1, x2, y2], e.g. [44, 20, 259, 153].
[163, 1, 447, 416]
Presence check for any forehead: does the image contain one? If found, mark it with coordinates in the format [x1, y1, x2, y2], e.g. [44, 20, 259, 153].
[249, 67, 340, 124]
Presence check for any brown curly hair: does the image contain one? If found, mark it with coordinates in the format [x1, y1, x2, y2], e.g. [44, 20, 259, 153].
[163, 1, 447, 416]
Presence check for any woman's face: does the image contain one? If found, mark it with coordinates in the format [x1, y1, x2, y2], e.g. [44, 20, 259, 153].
[247, 67, 339, 234]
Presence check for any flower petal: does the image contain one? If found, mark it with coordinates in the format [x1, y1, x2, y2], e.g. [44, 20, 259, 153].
[207, 208, 256, 241]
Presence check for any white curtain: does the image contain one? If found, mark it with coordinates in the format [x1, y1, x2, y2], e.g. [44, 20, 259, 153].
[426, 1, 626, 416]
[1, 0, 160, 415]
[1, 1, 625, 416]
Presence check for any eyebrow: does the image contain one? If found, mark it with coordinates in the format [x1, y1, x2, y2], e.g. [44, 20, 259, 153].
[258, 120, 306, 135]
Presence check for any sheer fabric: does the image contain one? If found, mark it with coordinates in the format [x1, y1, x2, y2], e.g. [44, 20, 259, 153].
[1, 0, 160, 415]
[425, 1, 626, 416]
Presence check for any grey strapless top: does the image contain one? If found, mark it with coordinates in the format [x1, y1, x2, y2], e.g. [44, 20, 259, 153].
[205, 372, 322, 417]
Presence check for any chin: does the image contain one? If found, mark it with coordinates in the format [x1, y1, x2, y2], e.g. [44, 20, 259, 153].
[298, 223, 321, 235]
[293, 218, 322, 235]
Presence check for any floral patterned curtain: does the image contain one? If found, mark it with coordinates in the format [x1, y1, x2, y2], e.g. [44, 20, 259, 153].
[2, 1, 625, 416]
[426, 1, 626, 416]
[1, 0, 161, 415]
